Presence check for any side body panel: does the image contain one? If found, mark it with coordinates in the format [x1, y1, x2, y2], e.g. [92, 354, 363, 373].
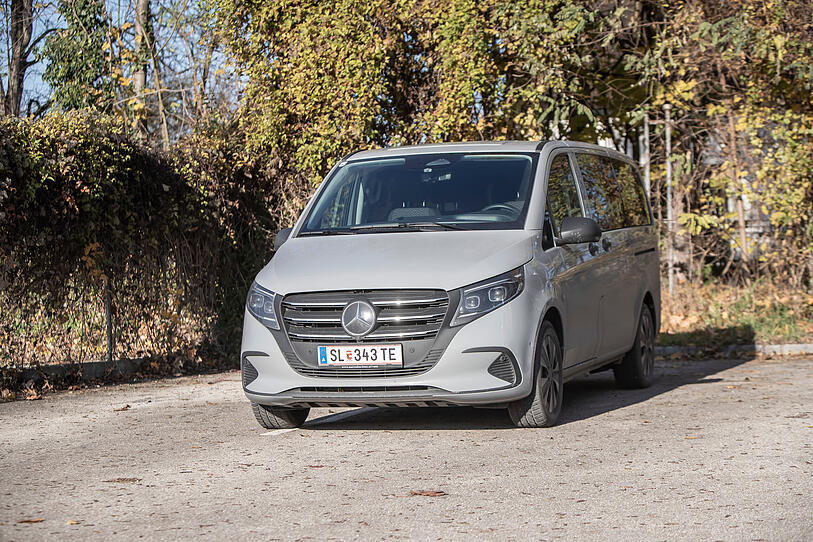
[539, 142, 661, 374]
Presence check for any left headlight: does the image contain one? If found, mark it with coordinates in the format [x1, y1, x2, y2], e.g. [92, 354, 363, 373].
[451, 267, 525, 327]
[246, 281, 280, 330]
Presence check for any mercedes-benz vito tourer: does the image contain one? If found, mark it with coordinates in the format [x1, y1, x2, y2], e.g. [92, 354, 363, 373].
[241, 141, 660, 428]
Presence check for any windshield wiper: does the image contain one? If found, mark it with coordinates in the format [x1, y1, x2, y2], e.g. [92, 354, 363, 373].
[298, 229, 356, 236]
[351, 222, 466, 232]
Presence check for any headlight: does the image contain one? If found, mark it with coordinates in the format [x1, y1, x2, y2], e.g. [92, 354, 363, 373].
[451, 267, 524, 326]
[246, 282, 280, 330]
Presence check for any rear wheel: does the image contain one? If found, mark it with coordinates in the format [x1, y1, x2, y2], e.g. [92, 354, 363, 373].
[251, 403, 310, 429]
[508, 321, 563, 428]
[614, 304, 656, 388]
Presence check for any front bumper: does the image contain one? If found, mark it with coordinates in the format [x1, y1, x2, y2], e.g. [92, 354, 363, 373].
[240, 289, 537, 408]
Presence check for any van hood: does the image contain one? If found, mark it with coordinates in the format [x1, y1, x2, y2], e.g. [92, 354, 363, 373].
[255, 230, 536, 294]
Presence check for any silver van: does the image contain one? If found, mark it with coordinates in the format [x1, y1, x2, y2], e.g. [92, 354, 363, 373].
[241, 141, 659, 428]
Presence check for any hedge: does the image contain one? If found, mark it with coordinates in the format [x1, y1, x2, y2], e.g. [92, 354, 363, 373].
[0, 111, 306, 374]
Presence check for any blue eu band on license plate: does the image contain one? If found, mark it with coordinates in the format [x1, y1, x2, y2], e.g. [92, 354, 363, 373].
[318, 344, 403, 366]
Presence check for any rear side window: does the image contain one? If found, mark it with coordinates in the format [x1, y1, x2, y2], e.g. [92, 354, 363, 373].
[614, 161, 650, 227]
[545, 154, 582, 236]
[576, 154, 649, 231]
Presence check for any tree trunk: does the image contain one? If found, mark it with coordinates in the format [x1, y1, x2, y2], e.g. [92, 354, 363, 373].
[150, 48, 170, 150]
[715, 58, 749, 275]
[4, 0, 34, 116]
[197, 41, 216, 120]
[671, 152, 691, 282]
[133, 0, 150, 132]
[727, 110, 749, 270]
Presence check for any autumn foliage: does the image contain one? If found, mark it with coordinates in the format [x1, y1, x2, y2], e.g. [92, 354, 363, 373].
[1, 0, 812, 373]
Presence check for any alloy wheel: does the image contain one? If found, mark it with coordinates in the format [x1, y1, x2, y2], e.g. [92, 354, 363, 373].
[639, 308, 655, 378]
[540, 332, 562, 413]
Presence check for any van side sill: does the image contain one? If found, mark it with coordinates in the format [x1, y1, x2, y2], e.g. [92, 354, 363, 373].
[563, 357, 618, 382]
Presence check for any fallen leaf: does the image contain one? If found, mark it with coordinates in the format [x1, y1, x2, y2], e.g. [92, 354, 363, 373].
[684, 436, 698, 440]
[66, 519, 80, 525]
[113, 404, 131, 412]
[409, 490, 447, 497]
[24, 388, 42, 401]
[18, 518, 44, 524]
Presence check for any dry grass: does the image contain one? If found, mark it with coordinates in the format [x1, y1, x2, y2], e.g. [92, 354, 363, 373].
[659, 279, 813, 346]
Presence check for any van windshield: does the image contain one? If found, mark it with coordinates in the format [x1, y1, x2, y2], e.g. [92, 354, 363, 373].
[300, 153, 538, 234]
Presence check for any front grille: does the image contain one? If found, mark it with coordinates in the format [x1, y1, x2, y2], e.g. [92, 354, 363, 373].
[280, 289, 450, 378]
[281, 289, 449, 343]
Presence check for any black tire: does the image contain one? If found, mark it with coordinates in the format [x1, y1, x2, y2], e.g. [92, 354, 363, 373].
[614, 304, 656, 388]
[251, 403, 310, 429]
[508, 321, 564, 428]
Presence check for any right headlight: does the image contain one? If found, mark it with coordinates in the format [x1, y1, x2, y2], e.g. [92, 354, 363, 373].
[451, 267, 525, 326]
[246, 281, 280, 330]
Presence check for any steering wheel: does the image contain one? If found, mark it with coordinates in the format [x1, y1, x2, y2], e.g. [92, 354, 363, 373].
[481, 203, 517, 214]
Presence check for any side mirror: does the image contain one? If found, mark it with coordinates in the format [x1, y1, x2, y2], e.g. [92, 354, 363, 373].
[273, 227, 293, 251]
[557, 217, 601, 245]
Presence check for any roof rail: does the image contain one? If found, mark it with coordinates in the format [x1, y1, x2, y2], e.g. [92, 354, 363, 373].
[339, 148, 365, 162]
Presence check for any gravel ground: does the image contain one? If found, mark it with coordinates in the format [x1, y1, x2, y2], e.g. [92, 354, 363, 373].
[1, 356, 811, 541]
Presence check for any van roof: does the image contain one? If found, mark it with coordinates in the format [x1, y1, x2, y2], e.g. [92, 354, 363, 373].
[346, 140, 631, 162]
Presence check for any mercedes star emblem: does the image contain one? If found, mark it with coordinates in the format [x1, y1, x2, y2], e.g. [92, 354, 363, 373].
[341, 300, 376, 339]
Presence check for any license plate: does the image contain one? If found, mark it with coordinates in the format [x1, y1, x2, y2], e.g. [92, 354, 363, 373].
[317, 344, 403, 367]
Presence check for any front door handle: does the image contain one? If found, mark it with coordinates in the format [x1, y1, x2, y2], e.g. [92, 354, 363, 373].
[602, 238, 612, 251]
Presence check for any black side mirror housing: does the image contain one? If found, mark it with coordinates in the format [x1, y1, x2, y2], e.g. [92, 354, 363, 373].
[274, 227, 293, 251]
[557, 217, 601, 245]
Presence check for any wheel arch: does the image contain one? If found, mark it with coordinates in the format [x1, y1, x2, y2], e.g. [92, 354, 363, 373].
[542, 305, 564, 350]
[641, 290, 658, 337]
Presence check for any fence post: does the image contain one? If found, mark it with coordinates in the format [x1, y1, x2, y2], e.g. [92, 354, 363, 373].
[105, 283, 115, 368]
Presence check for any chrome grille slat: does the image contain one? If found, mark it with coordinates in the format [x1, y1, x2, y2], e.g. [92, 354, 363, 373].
[286, 322, 442, 341]
[282, 296, 447, 308]
[287, 329, 438, 341]
[377, 310, 446, 323]
[371, 297, 448, 307]
[284, 315, 343, 324]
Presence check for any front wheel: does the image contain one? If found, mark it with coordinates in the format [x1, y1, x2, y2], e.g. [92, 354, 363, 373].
[251, 403, 310, 429]
[508, 321, 563, 428]
[614, 304, 656, 388]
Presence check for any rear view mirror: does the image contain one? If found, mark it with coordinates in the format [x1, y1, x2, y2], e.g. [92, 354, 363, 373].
[557, 217, 601, 245]
[274, 227, 293, 251]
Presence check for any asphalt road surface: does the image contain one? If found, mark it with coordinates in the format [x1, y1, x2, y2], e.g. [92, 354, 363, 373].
[1, 356, 811, 541]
